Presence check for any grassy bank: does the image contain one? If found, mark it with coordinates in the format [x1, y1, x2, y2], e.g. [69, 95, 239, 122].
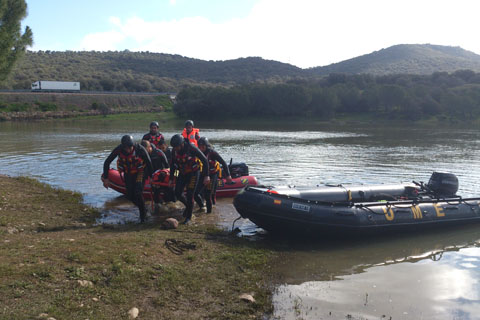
[0, 92, 173, 121]
[0, 175, 276, 319]
[73, 110, 178, 123]
[194, 112, 480, 131]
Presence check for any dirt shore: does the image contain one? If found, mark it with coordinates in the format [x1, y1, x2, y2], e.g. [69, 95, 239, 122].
[0, 175, 275, 319]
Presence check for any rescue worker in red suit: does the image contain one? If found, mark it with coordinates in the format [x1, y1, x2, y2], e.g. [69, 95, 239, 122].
[103, 135, 153, 223]
[196, 137, 233, 213]
[142, 121, 165, 148]
[181, 120, 200, 147]
[169, 134, 209, 224]
[140, 140, 172, 210]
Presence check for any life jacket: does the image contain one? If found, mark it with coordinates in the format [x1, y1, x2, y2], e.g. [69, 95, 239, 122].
[182, 128, 199, 146]
[151, 169, 170, 187]
[146, 133, 164, 148]
[175, 149, 202, 174]
[206, 150, 221, 176]
[117, 149, 145, 175]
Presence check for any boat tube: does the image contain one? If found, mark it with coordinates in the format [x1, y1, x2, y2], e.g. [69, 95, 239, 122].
[233, 172, 480, 237]
[103, 163, 257, 200]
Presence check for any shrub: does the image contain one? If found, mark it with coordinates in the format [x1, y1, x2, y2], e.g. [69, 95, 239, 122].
[35, 101, 57, 112]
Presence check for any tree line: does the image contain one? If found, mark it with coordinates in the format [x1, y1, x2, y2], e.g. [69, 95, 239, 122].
[173, 71, 480, 121]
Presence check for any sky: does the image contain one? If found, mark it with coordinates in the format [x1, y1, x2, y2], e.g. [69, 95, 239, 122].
[23, 0, 480, 69]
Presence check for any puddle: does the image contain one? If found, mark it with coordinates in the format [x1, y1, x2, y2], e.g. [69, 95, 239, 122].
[97, 196, 185, 225]
[95, 196, 259, 232]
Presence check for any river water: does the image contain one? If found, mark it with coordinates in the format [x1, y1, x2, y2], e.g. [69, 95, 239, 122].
[1, 117, 480, 319]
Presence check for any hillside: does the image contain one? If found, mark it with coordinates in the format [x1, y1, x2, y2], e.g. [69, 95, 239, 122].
[3, 44, 480, 92]
[310, 44, 480, 76]
[3, 51, 303, 92]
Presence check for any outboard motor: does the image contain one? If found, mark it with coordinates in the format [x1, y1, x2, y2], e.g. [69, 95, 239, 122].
[427, 172, 458, 197]
[228, 159, 249, 178]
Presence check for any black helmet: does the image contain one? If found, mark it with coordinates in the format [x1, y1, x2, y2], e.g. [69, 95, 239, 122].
[121, 135, 134, 147]
[198, 137, 209, 147]
[150, 121, 159, 128]
[185, 120, 194, 127]
[170, 134, 184, 147]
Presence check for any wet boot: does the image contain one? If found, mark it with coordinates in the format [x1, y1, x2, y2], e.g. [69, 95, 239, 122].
[194, 193, 204, 210]
[182, 201, 193, 224]
[181, 209, 191, 224]
[139, 209, 146, 223]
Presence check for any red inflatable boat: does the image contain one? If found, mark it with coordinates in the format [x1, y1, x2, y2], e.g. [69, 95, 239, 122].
[103, 168, 258, 200]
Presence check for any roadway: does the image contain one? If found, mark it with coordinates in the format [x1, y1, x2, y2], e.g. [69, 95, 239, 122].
[0, 90, 177, 96]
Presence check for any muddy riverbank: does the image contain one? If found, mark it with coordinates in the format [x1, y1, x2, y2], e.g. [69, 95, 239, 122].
[0, 175, 276, 319]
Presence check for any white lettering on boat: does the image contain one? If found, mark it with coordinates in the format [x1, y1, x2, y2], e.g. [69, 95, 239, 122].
[292, 203, 310, 212]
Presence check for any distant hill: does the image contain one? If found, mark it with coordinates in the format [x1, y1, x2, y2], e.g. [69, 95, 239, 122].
[3, 51, 303, 92]
[310, 44, 480, 76]
[3, 44, 480, 91]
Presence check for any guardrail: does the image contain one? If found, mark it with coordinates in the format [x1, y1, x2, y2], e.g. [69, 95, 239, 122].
[0, 89, 177, 96]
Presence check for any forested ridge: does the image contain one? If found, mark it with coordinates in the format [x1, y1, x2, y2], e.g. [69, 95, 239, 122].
[174, 71, 480, 121]
[3, 44, 480, 92]
[2, 51, 302, 92]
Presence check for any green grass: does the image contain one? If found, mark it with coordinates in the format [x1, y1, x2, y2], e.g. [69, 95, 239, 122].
[73, 111, 177, 122]
[35, 101, 58, 112]
[0, 102, 31, 112]
[155, 95, 174, 111]
[0, 175, 277, 319]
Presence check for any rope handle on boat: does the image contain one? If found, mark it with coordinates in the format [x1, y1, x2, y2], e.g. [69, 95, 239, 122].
[355, 197, 480, 209]
[246, 186, 480, 209]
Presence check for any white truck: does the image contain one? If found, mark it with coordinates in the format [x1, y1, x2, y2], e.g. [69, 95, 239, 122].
[31, 81, 80, 92]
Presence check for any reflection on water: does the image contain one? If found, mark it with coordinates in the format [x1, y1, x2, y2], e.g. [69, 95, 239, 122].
[273, 249, 480, 320]
[2, 119, 480, 318]
[269, 226, 480, 320]
[273, 248, 480, 320]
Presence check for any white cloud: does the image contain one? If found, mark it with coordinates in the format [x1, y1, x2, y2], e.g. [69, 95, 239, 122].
[80, 30, 125, 51]
[78, 0, 480, 68]
[169, 0, 177, 5]
[108, 16, 122, 28]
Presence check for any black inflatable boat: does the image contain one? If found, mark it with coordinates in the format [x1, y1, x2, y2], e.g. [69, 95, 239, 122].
[233, 172, 480, 237]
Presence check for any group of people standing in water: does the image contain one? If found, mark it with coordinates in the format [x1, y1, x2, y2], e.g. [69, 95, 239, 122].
[102, 120, 232, 224]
